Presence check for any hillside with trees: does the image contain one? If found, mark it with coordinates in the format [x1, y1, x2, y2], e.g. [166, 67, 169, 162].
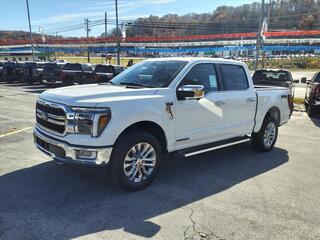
[110, 0, 320, 37]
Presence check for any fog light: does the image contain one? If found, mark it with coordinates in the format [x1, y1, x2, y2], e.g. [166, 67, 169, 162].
[76, 150, 97, 160]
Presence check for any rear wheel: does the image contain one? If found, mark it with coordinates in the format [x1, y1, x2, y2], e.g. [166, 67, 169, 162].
[251, 115, 278, 152]
[306, 103, 317, 117]
[110, 131, 162, 191]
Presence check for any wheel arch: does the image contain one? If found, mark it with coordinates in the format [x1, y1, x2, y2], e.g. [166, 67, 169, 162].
[115, 121, 168, 153]
[265, 106, 281, 125]
[254, 106, 281, 132]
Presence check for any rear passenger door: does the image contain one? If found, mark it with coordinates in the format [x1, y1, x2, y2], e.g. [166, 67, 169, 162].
[219, 64, 256, 137]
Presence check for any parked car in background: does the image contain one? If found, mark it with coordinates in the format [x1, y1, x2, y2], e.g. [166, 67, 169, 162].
[305, 71, 320, 117]
[0, 61, 4, 81]
[22, 61, 45, 84]
[2, 61, 17, 83]
[42, 62, 66, 86]
[33, 58, 292, 191]
[94, 64, 125, 82]
[252, 69, 295, 112]
[61, 63, 94, 85]
[14, 62, 25, 82]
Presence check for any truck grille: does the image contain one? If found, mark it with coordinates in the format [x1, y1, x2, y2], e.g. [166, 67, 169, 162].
[36, 101, 66, 134]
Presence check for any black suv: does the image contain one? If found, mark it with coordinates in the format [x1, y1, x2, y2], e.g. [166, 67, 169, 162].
[0, 61, 5, 81]
[94, 64, 125, 82]
[42, 62, 66, 85]
[61, 63, 94, 85]
[2, 62, 19, 83]
[305, 71, 320, 117]
[22, 62, 45, 84]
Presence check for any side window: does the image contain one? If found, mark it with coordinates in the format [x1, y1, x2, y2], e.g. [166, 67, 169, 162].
[220, 64, 249, 91]
[180, 64, 219, 93]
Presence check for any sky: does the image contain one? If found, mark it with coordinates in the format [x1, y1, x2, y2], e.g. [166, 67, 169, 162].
[0, 0, 256, 37]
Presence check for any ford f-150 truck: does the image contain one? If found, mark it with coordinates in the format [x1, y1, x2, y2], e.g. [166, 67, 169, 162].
[34, 58, 292, 191]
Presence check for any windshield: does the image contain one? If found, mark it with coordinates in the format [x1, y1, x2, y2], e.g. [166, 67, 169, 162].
[253, 70, 291, 82]
[95, 65, 114, 73]
[313, 72, 320, 83]
[63, 63, 81, 71]
[110, 60, 187, 88]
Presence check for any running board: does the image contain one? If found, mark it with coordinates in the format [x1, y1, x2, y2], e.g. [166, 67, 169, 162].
[177, 136, 251, 157]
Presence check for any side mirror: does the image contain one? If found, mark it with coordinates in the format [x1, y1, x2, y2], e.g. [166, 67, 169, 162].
[306, 80, 311, 85]
[293, 79, 299, 84]
[177, 85, 205, 100]
[301, 77, 307, 84]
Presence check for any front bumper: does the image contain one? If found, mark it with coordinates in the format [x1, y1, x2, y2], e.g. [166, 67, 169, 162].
[33, 127, 112, 166]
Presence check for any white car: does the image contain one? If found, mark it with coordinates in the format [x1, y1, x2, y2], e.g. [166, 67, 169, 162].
[34, 58, 292, 191]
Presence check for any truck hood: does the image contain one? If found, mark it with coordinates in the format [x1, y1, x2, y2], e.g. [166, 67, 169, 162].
[39, 84, 158, 107]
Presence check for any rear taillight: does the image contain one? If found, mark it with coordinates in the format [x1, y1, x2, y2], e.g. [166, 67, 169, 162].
[95, 74, 100, 81]
[59, 70, 64, 78]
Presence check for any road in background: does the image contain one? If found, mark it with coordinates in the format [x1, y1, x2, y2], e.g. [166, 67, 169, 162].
[0, 83, 319, 240]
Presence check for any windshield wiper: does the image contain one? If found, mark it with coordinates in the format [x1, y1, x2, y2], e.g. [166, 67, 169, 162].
[119, 82, 155, 88]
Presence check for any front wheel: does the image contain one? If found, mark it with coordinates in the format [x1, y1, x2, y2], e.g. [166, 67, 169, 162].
[109, 131, 162, 191]
[251, 115, 278, 152]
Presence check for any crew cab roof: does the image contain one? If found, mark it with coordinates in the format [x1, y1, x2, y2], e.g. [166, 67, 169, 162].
[143, 57, 246, 65]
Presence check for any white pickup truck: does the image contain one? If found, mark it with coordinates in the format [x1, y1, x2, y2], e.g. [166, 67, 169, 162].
[34, 58, 292, 190]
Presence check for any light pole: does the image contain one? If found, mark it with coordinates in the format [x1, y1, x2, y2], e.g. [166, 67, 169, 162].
[115, 0, 120, 65]
[26, 0, 35, 61]
[254, 0, 265, 70]
[85, 18, 90, 63]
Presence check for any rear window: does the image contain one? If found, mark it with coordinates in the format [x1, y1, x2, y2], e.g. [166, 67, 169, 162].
[253, 70, 291, 82]
[95, 65, 115, 73]
[220, 64, 249, 90]
[63, 63, 81, 71]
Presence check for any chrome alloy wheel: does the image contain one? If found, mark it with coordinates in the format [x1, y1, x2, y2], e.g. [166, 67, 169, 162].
[263, 122, 276, 148]
[123, 142, 157, 183]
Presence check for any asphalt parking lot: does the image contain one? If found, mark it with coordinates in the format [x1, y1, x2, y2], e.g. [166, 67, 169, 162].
[0, 82, 320, 240]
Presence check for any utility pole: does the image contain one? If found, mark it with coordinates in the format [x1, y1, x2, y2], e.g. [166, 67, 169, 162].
[26, 0, 35, 61]
[54, 32, 58, 60]
[254, 0, 265, 70]
[115, 0, 120, 65]
[85, 18, 90, 63]
[104, 12, 107, 37]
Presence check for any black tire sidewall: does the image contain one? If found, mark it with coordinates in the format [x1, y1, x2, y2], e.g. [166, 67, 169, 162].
[110, 131, 162, 191]
[258, 116, 278, 151]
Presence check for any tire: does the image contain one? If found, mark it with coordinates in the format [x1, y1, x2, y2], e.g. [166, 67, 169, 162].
[109, 130, 163, 191]
[24, 68, 33, 85]
[251, 115, 278, 152]
[307, 104, 317, 117]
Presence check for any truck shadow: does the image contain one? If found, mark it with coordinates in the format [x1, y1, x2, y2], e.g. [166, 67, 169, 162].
[0, 143, 288, 239]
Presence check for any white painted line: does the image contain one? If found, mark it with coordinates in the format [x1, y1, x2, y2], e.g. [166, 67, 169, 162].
[0, 127, 33, 138]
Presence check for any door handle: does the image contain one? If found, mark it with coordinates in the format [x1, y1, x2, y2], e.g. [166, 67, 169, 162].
[215, 101, 225, 106]
[247, 98, 256, 103]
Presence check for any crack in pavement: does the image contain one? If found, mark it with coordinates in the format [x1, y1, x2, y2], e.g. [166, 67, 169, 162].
[183, 208, 225, 240]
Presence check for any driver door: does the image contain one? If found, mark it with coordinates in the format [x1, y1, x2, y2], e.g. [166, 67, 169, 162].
[174, 63, 227, 150]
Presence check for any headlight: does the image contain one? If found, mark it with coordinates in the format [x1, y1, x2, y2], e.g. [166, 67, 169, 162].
[71, 107, 111, 137]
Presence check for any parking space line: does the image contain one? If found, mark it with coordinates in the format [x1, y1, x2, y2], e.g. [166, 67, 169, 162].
[0, 127, 33, 138]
